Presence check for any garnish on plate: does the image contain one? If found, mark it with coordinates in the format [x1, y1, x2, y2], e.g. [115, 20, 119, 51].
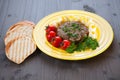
[66, 36, 99, 53]
[46, 21, 99, 53]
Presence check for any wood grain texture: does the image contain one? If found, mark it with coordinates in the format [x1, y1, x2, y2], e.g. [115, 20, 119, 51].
[0, 0, 120, 80]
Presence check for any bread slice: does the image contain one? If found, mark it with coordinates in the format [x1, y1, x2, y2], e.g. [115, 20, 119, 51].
[4, 21, 36, 64]
[5, 25, 34, 45]
[6, 20, 35, 34]
[5, 21, 35, 45]
[5, 37, 36, 64]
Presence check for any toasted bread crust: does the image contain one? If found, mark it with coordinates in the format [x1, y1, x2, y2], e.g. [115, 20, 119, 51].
[4, 25, 33, 45]
[4, 21, 36, 64]
[6, 21, 35, 35]
[5, 37, 36, 64]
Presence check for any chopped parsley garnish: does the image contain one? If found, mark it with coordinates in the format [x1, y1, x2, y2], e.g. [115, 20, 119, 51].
[71, 34, 78, 38]
[66, 42, 76, 53]
[62, 26, 70, 32]
[67, 32, 73, 37]
[71, 23, 80, 30]
[72, 23, 78, 27]
[67, 33, 78, 38]
[65, 36, 99, 53]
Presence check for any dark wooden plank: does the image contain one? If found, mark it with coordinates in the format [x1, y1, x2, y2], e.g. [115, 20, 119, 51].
[0, 0, 120, 80]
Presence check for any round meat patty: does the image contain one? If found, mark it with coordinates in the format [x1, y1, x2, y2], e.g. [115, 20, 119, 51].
[57, 21, 89, 42]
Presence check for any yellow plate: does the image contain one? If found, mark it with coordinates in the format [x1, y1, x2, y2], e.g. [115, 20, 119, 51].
[33, 10, 114, 60]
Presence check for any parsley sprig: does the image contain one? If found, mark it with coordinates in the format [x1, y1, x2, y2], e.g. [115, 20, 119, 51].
[65, 37, 99, 53]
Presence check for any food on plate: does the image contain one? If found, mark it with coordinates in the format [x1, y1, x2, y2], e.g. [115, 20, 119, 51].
[4, 21, 36, 64]
[57, 21, 89, 42]
[46, 21, 99, 53]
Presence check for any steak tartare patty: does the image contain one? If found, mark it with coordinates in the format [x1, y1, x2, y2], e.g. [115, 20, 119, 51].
[57, 21, 89, 42]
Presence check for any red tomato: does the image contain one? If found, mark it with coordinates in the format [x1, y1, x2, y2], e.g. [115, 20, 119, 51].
[61, 40, 71, 50]
[52, 41, 60, 47]
[46, 28, 51, 34]
[46, 34, 52, 42]
[48, 25, 57, 32]
[54, 36, 62, 43]
[49, 31, 56, 37]
[46, 25, 57, 34]
[52, 36, 62, 47]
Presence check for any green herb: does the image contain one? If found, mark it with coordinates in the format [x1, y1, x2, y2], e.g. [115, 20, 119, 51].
[76, 42, 87, 51]
[62, 26, 70, 32]
[78, 27, 81, 31]
[67, 33, 78, 38]
[67, 32, 73, 37]
[65, 36, 99, 53]
[72, 23, 78, 27]
[85, 37, 99, 50]
[71, 34, 78, 38]
[72, 23, 76, 27]
[71, 23, 80, 30]
[66, 42, 76, 53]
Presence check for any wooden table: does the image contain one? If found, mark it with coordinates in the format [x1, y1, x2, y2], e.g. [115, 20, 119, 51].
[0, 0, 120, 80]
